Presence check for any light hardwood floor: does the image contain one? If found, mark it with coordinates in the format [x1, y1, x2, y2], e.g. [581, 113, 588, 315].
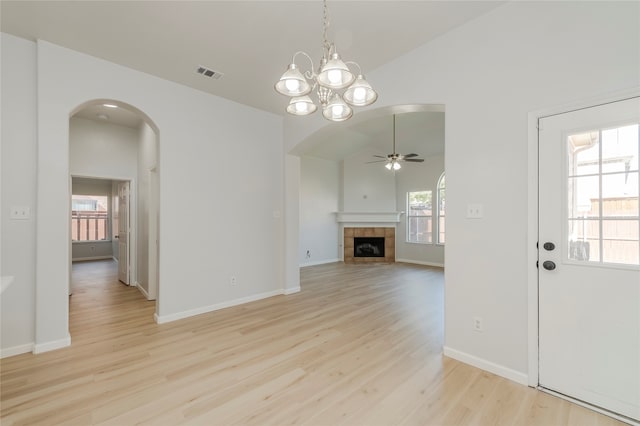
[0, 260, 625, 425]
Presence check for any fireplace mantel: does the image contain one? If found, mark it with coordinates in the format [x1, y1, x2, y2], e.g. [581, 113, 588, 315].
[335, 211, 404, 223]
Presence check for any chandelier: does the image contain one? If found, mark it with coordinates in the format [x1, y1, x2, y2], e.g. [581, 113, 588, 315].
[274, 0, 378, 122]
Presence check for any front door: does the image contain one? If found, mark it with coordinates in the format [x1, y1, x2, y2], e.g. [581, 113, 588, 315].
[117, 181, 130, 285]
[538, 96, 640, 421]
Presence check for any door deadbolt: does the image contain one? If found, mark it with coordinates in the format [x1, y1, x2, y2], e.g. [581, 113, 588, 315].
[543, 242, 555, 251]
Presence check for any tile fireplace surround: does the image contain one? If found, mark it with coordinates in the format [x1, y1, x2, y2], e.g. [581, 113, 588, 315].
[344, 227, 395, 263]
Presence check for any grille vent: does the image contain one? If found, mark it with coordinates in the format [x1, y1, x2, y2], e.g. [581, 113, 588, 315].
[196, 65, 223, 79]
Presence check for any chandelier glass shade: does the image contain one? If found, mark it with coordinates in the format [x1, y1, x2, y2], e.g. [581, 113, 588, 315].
[274, 0, 378, 122]
[286, 96, 317, 115]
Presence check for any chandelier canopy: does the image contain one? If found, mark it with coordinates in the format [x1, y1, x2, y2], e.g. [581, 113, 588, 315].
[274, 0, 378, 122]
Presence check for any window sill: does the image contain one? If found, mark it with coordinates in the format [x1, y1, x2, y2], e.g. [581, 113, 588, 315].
[72, 240, 112, 244]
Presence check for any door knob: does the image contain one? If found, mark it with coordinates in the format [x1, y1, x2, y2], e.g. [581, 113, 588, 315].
[543, 242, 555, 251]
[542, 260, 556, 271]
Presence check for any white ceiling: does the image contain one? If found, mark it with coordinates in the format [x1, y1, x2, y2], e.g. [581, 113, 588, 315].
[73, 102, 143, 129]
[298, 107, 445, 161]
[1, 0, 504, 117]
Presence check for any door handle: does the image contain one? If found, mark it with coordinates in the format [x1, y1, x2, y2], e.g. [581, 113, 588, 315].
[542, 260, 556, 271]
[115, 235, 119, 239]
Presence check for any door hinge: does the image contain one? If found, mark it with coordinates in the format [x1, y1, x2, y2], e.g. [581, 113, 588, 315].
[536, 260, 539, 269]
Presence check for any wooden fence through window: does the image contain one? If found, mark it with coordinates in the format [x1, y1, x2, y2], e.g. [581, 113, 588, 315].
[71, 211, 108, 241]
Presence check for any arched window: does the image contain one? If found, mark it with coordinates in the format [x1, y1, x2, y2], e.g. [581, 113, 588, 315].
[437, 173, 445, 244]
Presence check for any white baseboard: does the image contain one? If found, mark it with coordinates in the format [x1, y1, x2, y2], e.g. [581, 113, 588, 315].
[155, 290, 283, 324]
[396, 258, 444, 268]
[33, 335, 71, 354]
[299, 258, 340, 267]
[135, 281, 151, 300]
[283, 286, 301, 295]
[1, 343, 34, 359]
[443, 346, 528, 386]
[72, 256, 113, 262]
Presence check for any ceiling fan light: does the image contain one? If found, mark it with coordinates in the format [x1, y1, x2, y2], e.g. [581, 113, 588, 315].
[385, 162, 393, 170]
[393, 161, 401, 170]
[275, 63, 311, 97]
[322, 94, 353, 122]
[343, 75, 378, 106]
[317, 52, 355, 89]
[286, 96, 317, 116]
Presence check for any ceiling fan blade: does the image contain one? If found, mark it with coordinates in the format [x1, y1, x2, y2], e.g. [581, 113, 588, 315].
[403, 153, 419, 158]
[366, 160, 388, 164]
[372, 155, 388, 159]
[404, 158, 424, 162]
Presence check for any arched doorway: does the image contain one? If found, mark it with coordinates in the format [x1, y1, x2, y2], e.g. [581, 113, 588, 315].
[68, 99, 160, 317]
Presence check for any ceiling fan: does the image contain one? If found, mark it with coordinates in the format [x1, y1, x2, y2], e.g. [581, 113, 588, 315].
[368, 114, 424, 170]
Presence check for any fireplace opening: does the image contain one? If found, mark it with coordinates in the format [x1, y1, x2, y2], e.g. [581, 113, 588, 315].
[354, 237, 385, 258]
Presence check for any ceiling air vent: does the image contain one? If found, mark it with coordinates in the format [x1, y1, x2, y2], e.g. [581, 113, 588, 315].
[196, 65, 223, 80]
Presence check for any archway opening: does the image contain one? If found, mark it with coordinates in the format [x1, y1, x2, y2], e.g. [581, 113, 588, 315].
[68, 99, 160, 322]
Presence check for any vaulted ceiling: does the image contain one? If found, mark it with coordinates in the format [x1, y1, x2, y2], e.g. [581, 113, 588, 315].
[2, 1, 504, 161]
[2, 1, 504, 116]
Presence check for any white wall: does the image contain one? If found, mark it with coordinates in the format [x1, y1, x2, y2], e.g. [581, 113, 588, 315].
[72, 178, 112, 195]
[342, 147, 397, 212]
[284, 155, 301, 294]
[0, 34, 37, 356]
[299, 156, 340, 266]
[70, 117, 138, 178]
[136, 122, 158, 294]
[1, 34, 284, 353]
[285, 1, 640, 381]
[72, 242, 113, 261]
[395, 155, 445, 267]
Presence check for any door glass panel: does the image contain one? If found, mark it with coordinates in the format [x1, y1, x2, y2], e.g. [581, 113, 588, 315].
[567, 123, 640, 266]
[568, 176, 599, 219]
[602, 172, 639, 218]
[601, 124, 639, 174]
[568, 219, 600, 262]
[568, 131, 599, 176]
[602, 220, 639, 265]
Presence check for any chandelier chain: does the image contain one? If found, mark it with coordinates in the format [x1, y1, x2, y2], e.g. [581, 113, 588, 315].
[322, 0, 331, 56]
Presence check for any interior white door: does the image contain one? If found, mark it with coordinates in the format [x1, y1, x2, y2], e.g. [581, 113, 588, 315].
[117, 181, 130, 285]
[539, 96, 640, 421]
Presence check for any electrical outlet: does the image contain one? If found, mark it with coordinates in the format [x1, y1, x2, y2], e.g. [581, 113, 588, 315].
[473, 316, 483, 332]
[230, 276, 237, 285]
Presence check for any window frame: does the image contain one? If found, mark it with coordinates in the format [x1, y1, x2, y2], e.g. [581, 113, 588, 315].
[71, 194, 111, 243]
[436, 172, 446, 245]
[565, 123, 639, 267]
[406, 190, 433, 244]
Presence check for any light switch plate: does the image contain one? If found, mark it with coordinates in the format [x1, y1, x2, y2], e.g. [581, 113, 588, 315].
[10, 206, 31, 220]
[467, 204, 483, 219]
